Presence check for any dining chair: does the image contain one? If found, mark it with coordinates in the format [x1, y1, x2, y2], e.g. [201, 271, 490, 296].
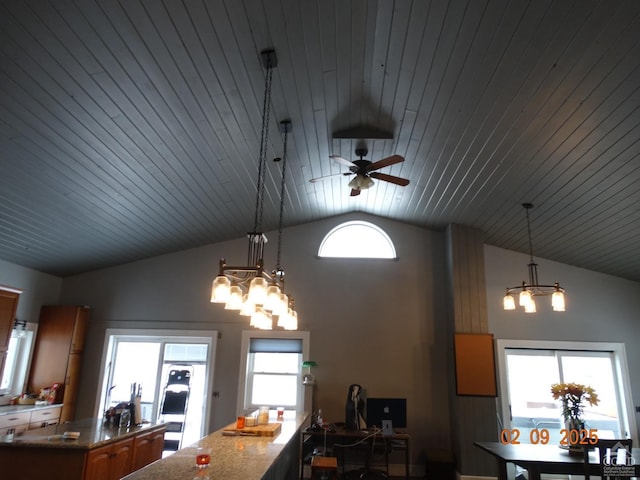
[583, 438, 633, 480]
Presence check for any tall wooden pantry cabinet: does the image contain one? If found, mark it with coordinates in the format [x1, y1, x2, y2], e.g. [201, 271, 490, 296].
[27, 305, 89, 423]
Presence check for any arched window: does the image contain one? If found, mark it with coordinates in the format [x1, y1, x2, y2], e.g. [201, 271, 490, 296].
[318, 221, 396, 259]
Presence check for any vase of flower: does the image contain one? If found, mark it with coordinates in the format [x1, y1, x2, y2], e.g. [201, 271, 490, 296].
[564, 416, 586, 454]
[551, 382, 599, 454]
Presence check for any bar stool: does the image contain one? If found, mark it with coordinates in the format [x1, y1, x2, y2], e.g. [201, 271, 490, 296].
[311, 455, 338, 480]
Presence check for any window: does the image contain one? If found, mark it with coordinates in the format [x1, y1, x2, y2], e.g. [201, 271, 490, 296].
[496, 340, 637, 445]
[318, 220, 396, 258]
[98, 329, 217, 449]
[237, 330, 309, 413]
[0, 325, 35, 395]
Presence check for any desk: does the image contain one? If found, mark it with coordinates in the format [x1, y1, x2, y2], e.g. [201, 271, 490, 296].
[475, 441, 640, 480]
[302, 427, 409, 479]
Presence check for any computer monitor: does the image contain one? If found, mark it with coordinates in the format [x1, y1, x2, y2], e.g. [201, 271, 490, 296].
[365, 397, 407, 429]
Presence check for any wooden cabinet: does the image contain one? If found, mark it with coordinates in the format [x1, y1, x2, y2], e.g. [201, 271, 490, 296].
[28, 305, 89, 422]
[131, 426, 165, 471]
[0, 423, 165, 480]
[0, 287, 21, 381]
[61, 352, 83, 423]
[85, 436, 134, 480]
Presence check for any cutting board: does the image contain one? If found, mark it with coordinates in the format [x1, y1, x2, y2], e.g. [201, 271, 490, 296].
[222, 422, 282, 437]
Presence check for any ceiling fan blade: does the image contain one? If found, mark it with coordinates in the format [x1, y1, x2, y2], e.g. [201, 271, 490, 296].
[366, 154, 404, 172]
[350, 188, 361, 197]
[309, 172, 351, 183]
[330, 155, 356, 168]
[369, 172, 410, 186]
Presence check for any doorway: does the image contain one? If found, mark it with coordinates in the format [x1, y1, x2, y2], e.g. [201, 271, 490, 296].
[97, 329, 218, 450]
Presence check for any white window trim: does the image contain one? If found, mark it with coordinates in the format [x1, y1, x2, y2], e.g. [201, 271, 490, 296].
[237, 330, 310, 415]
[496, 339, 638, 444]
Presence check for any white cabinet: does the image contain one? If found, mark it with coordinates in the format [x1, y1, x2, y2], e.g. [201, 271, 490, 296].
[0, 411, 30, 435]
[29, 405, 62, 429]
[0, 405, 62, 434]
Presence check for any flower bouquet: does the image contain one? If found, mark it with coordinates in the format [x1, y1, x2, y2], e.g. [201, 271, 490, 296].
[551, 382, 599, 453]
[550, 382, 599, 421]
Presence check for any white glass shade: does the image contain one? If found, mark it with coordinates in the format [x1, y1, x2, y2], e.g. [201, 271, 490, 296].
[224, 285, 243, 310]
[503, 294, 516, 310]
[552, 291, 566, 311]
[239, 294, 255, 316]
[524, 297, 536, 313]
[348, 174, 375, 190]
[264, 284, 281, 311]
[211, 276, 231, 303]
[276, 308, 290, 328]
[285, 310, 298, 330]
[519, 289, 532, 307]
[251, 306, 272, 330]
[272, 293, 289, 317]
[248, 277, 269, 305]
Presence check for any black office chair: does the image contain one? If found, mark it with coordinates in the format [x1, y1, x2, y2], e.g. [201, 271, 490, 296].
[583, 438, 633, 480]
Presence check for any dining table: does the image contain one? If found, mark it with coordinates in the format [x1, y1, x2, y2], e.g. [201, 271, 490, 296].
[474, 441, 640, 480]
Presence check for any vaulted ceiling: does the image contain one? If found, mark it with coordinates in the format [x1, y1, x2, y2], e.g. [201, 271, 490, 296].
[1, 0, 639, 280]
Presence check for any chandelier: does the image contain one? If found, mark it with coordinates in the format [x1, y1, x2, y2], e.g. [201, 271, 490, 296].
[210, 49, 298, 330]
[503, 203, 566, 313]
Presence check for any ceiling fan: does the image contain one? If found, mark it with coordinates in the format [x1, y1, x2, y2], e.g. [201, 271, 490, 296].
[309, 147, 410, 196]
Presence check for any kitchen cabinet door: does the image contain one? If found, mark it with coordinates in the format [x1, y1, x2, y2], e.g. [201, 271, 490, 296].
[84, 436, 133, 480]
[131, 427, 165, 471]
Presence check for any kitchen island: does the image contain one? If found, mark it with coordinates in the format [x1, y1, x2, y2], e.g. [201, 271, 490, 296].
[123, 412, 309, 480]
[0, 417, 165, 480]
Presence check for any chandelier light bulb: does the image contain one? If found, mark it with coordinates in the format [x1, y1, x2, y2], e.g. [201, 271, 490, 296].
[524, 298, 537, 313]
[503, 294, 516, 311]
[239, 294, 255, 316]
[264, 284, 281, 311]
[552, 289, 566, 312]
[224, 285, 243, 310]
[211, 276, 231, 303]
[519, 289, 532, 307]
[248, 276, 269, 305]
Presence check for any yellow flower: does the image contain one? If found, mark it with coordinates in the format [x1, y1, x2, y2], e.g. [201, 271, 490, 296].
[550, 382, 599, 420]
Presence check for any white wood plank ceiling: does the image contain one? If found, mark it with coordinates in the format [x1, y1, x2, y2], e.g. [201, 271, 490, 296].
[0, 0, 639, 279]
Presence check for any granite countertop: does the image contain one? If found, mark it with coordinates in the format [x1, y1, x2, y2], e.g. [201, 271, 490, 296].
[123, 412, 309, 480]
[0, 417, 165, 449]
[0, 403, 62, 415]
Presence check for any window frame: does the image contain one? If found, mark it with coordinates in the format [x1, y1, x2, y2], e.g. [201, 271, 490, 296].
[496, 339, 637, 444]
[237, 330, 310, 415]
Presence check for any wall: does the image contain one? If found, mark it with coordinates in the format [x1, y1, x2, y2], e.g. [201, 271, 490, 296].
[4, 219, 640, 474]
[58, 213, 451, 468]
[484, 244, 640, 437]
[0, 258, 62, 323]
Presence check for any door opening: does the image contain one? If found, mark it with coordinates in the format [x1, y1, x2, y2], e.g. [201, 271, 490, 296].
[96, 329, 217, 452]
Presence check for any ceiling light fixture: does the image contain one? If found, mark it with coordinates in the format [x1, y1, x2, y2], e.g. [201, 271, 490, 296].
[503, 203, 566, 313]
[210, 49, 298, 330]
